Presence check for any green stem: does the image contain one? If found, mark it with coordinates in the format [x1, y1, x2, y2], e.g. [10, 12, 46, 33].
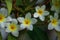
[56, 32, 60, 40]
[17, 29, 31, 40]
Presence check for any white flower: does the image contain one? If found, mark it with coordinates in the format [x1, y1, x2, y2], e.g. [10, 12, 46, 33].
[5, 18, 19, 37]
[34, 5, 49, 21]
[51, 0, 60, 13]
[17, 13, 37, 31]
[48, 13, 60, 31]
[0, 8, 8, 28]
[0, 8, 8, 40]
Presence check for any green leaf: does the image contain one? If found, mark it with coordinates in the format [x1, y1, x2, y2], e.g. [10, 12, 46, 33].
[8, 34, 17, 40]
[5, 0, 12, 15]
[16, 0, 22, 6]
[28, 25, 48, 40]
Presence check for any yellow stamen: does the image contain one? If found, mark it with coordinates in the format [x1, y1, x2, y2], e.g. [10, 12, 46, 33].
[51, 19, 58, 27]
[0, 14, 5, 22]
[9, 23, 17, 32]
[23, 19, 31, 26]
[37, 10, 43, 15]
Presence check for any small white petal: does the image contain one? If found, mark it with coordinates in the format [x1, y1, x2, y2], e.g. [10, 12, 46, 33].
[48, 23, 54, 30]
[27, 25, 33, 31]
[1, 29, 8, 39]
[31, 18, 37, 24]
[0, 8, 8, 17]
[35, 6, 40, 11]
[41, 5, 46, 10]
[51, 6, 55, 11]
[34, 12, 39, 18]
[5, 23, 11, 32]
[6, 28, 11, 33]
[58, 19, 60, 24]
[6, 16, 12, 22]
[20, 24, 26, 30]
[55, 26, 60, 31]
[36, 0, 44, 4]
[54, 13, 58, 19]
[25, 13, 31, 19]
[12, 31, 19, 37]
[12, 19, 18, 24]
[50, 15, 53, 21]
[39, 16, 45, 21]
[17, 17, 24, 23]
[0, 23, 5, 28]
[43, 11, 49, 16]
[5, 23, 10, 27]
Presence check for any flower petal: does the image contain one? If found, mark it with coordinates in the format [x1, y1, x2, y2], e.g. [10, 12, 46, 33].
[5, 23, 11, 32]
[6, 28, 11, 33]
[58, 19, 60, 24]
[51, 6, 55, 11]
[34, 12, 39, 18]
[48, 23, 54, 30]
[35, 6, 40, 11]
[55, 26, 60, 32]
[1, 29, 8, 40]
[20, 24, 26, 30]
[50, 15, 53, 21]
[25, 12, 31, 19]
[54, 12, 58, 19]
[0, 8, 8, 17]
[43, 11, 49, 16]
[41, 5, 46, 10]
[5, 23, 10, 27]
[17, 17, 24, 23]
[36, 0, 44, 4]
[12, 19, 18, 24]
[12, 31, 19, 37]
[0, 23, 5, 28]
[31, 18, 37, 24]
[39, 16, 45, 21]
[6, 16, 12, 22]
[27, 25, 33, 31]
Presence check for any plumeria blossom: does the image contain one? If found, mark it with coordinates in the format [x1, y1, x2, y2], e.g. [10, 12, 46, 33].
[48, 13, 60, 31]
[0, 8, 19, 37]
[34, 5, 49, 21]
[5, 17, 19, 37]
[51, 0, 60, 13]
[0, 8, 8, 28]
[0, 8, 8, 40]
[17, 13, 37, 31]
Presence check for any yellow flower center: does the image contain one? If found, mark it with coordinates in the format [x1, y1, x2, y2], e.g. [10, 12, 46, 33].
[23, 19, 31, 26]
[37, 10, 43, 15]
[0, 14, 5, 22]
[51, 19, 58, 27]
[9, 23, 17, 32]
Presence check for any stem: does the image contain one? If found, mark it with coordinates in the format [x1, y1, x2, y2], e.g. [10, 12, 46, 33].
[18, 29, 31, 40]
[56, 32, 60, 40]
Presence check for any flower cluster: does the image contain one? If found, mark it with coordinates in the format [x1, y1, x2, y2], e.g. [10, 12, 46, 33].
[0, 1, 60, 37]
